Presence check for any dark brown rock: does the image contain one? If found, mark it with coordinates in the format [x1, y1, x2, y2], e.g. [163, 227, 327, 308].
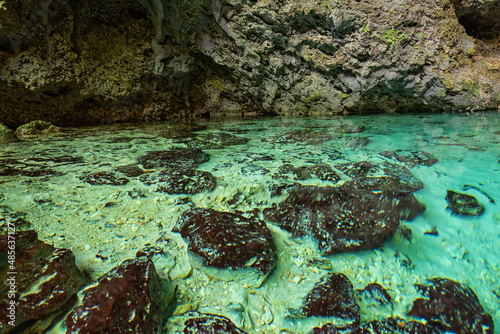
[0, 206, 31, 234]
[312, 324, 359, 334]
[65, 258, 162, 334]
[279, 129, 332, 145]
[0, 230, 88, 333]
[408, 277, 494, 334]
[445, 190, 485, 216]
[138, 148, 210, 169]
[380, 150, 438, 167]
[263, 185, 400, 254]
[303, 273, 360, 324]
[79, 171, 130, 185]
[360, 318, 440, 334]
[140, 168, 216, 194]
[188, 132, 250, 149]
[115, 165, 144, 177]
[183, 313, 248, 334]
[358, 283, 392, 305]
[274, 163, 340, 183]
[173, 208, 275, 274]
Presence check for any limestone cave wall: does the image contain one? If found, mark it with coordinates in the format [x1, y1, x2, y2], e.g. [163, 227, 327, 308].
[0, 0, 498, 127]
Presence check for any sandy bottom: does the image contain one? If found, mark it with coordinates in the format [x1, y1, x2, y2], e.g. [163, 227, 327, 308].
[1, 112, 498, 333]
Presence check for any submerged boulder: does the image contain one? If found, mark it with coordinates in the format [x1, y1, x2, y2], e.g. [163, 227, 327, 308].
[138, 148, 210, 169]
[181, 312, 248, 334]
[0, 230, 89, 333]
[408, 277, 494, 334]
[140, 168, 216, 194]
[312, 318, 440, 334]
[79, 171, 130, 185]
[173, 208, 275, 275]
[445, 190, 485, 216]
[15, 120, 61, 137]
[263, 185, 401, 254]
[379, 150, 438, 167]
[65, 258, 163, 334]
[188, 132, 250, 149]
[302, 273, 360, 324]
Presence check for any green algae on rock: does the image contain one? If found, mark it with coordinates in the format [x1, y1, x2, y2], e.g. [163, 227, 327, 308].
[14, 120, 61, 138]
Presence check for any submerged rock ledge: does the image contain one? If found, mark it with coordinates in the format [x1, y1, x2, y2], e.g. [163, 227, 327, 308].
[0, 0, 499, 127]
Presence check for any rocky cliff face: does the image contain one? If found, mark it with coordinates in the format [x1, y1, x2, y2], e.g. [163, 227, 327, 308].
[0, 0, 498, 127]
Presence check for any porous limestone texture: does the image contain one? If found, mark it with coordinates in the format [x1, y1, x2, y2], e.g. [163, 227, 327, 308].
[0, 0, 498, 127]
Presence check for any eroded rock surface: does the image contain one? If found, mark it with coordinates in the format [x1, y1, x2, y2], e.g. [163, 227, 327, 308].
[138, 148, 210, 169]
[182, 312, 248, 334]
[79, 171, 130, 185]
[263, 185, 401, 254]
[0, 230, 89, 333]
[408, 277, 494, 334]
[65, 258, 163, 334]
[173, 208, 275, 274]
[0, 0, 498, 127]
[302, 273, 360, 324]
[445, 190, 485, 216]
[379, 150, 438, 167]
[140, 168, 216, 194]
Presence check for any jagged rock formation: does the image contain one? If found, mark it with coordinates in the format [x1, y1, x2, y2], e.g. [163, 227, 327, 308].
[0, 0, 498, 127]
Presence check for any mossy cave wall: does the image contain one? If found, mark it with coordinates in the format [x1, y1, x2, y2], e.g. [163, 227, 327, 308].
[0, 0, 498, 127]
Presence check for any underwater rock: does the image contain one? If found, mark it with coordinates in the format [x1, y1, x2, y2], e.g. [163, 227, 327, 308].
[241, 164, 270, 175]
[138, 148, 210, 169]
[380, 150, 438, 167]
[188, 132, 250, 149]
[65, 258, 162, 334]
[140, 168, 216, 194]
[263, 185, 400, 254]
[0, 122, 16, 142]
[445, 190, 485, 216]
[312, 318, 440, 334]
[344, 137, 370, 149]
[408, 277, 494, 334]
[358, 283, 392, 305]
[182, 312, 248, 334]
[21, 169, 64, 177]
[302, 273, 360, 324]
[15, 120, 61, 137]
[312, 324, 358, 334]
[159, 123, 208, 139]
[79, 171, 130, 185]
[0, 230, 89, 333]
[360, 318, 440, 334]
[173, 208, 275, 275]
[115, 165, 144, 177]
[273, 164, 340, 183]
[333, 125, 366, 134]
[280, 129, 332, 145]
[335, 161, 423, 193]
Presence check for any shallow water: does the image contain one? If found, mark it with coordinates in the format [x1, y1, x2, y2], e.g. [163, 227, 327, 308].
[1, 112, 499, 333]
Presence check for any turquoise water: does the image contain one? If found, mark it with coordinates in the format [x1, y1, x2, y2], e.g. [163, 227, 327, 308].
[1, 112, 499, 333]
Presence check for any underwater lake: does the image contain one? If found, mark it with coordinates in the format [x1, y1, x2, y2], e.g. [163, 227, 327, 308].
[0, 112, 499, 333]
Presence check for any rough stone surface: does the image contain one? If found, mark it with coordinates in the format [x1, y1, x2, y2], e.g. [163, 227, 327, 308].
[312, 318, 440, 334]
[140, 168, 216, 194]
[65, 258, 163, 334]
[173, 208, 275, 274]
[79, 171, 130, 185]
[0, 122, 16, 142]
[0, 206, 31, 234]
[0, 0, 498, 127]
[138, 148, 210, 169]
[445, 190, 485, 216]
[379, 150, 438, 167]
[182, 312, 248, 334]
[263, 184, 401, 254]
[187, 132, 250, 149]
[15, 120, 61, 137]
[408, 277, 494, 334]
[0, 230, 89, 333]
[302, 273, 360, 324]
[274, 163, 340, 183]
